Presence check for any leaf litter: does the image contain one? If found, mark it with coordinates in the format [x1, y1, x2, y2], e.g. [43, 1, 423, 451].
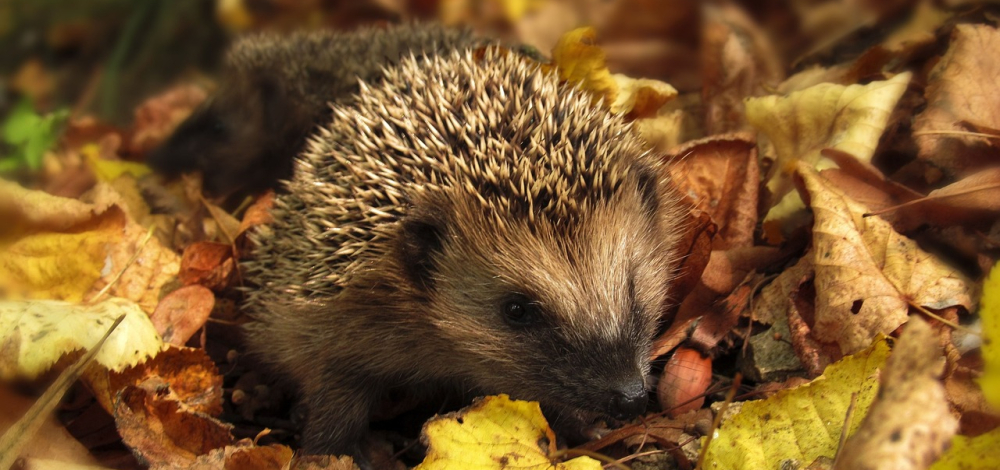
[1, 2, 999, 470]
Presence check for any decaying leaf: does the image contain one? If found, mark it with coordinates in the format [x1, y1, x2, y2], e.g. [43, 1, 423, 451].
[835, 318, 956, 470]
[0, 298, 162, 380]
[799, 164, 975, 354]
[416, 394, 601, 470]
[702, 338, 890, 470]
[87, 345, 223, 417]
[114, 385, 233, 468]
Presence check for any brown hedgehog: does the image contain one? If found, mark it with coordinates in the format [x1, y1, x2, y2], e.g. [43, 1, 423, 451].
[242, 46, 687, 461]
[147, 23, 481, 198]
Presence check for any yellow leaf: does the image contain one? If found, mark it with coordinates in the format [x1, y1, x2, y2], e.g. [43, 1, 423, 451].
[979, 262, 1000, 409]
[0, 298, 163, 380]
[416, 394, 601, 470]
[836, 318, 956, 468]
[0, 204, 125, 302]
[702, 338, 890, 470]
[551, 27, 676, 119]
[931, 427, 1000, 470]
[0, 180, 180, 312]
[82, 143, 152, 182]
[551, 27, 617, 106]
[746, 72, 911, 209]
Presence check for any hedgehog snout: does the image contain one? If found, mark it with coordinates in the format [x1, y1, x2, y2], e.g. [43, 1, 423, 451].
[606, 377, 648, 420]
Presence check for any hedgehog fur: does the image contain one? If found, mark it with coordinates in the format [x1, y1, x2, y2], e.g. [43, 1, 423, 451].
[243, 45, 686, 460]
[148, 23, 482, 197]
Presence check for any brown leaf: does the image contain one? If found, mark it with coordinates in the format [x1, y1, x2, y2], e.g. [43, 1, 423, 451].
[869, 167, 1000, 228]
[797, 164, 976, 354]
[150, 285, 215, 346]
[89, 346, 224, 417]
[913, 23, 1000, 174]
[114, 385, 232, 468]
[666, 133, 759, 250]
[179, 242, 235, 291]
[834, 318, 957, 470]
[186, 441, 298, 470]
[818, 148, 924, 231]
[701, 3, 783, 134]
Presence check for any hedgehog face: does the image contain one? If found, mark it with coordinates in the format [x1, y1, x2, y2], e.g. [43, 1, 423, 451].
[401, 164, 682, 422]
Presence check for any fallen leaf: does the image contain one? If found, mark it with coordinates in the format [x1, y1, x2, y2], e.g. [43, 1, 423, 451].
[702, 337, 890, 470]
[179, 242, 235, 291]
[88, 346, 223, 418]
[416, 394, 601, 470]
[913, 24, 1000, 174]
[834, 318, 956, 470]
[180, 441, 295, 470]
[150, 286, 215, 346]
[979, 261, 1000, 409]
[0, 298, 162, 380]
[666, 133, 759, 250]
[114, 385, 233, 468]
[701, 3, 784, 134]
[82, 142, 152, 182]
[0, 181, 180, 312]
[798, 164, 976, 354]
[931, 426, 1000, 470]
[868, 167, 1000, 228]
[0, 203, 125, 302]
[747, 72, 911, 211]
[130, 84, 208, 155]
[551, 27, 677, 119]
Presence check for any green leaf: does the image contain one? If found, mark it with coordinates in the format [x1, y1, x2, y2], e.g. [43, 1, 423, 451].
[0, 99, 69, 171]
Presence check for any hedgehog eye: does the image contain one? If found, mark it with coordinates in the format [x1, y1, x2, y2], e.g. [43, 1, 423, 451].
[501, 297, 541, 327]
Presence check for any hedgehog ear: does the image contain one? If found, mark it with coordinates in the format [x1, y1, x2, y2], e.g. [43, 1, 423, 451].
[398, 207, 449, 290]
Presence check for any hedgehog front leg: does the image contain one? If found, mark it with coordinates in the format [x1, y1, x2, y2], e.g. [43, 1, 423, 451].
[300, 371, 382, 465]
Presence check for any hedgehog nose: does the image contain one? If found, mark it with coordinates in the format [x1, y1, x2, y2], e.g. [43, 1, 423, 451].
[608, 380, 648, 420]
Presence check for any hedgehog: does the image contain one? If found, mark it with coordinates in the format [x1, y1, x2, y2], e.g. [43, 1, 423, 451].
[242, 45, 687, 461]
[147, 23, 482, 198]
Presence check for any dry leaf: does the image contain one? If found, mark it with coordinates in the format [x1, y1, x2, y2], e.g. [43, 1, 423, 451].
[835, 318, 956, 470]
[179, 242, 235, 291]
[0, 298, 162, 380]
[701, 3, 783, 134]
[551, 27, 677, 119]
[88, 346, 223, 418]
[914, 24, 1000, 174]
[747, 72, 911, 210]
[114, 385, 233, 468]
[666, 133, 759, 250]
[798, 164, 976, 354]
[150, 285, 215, 346]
